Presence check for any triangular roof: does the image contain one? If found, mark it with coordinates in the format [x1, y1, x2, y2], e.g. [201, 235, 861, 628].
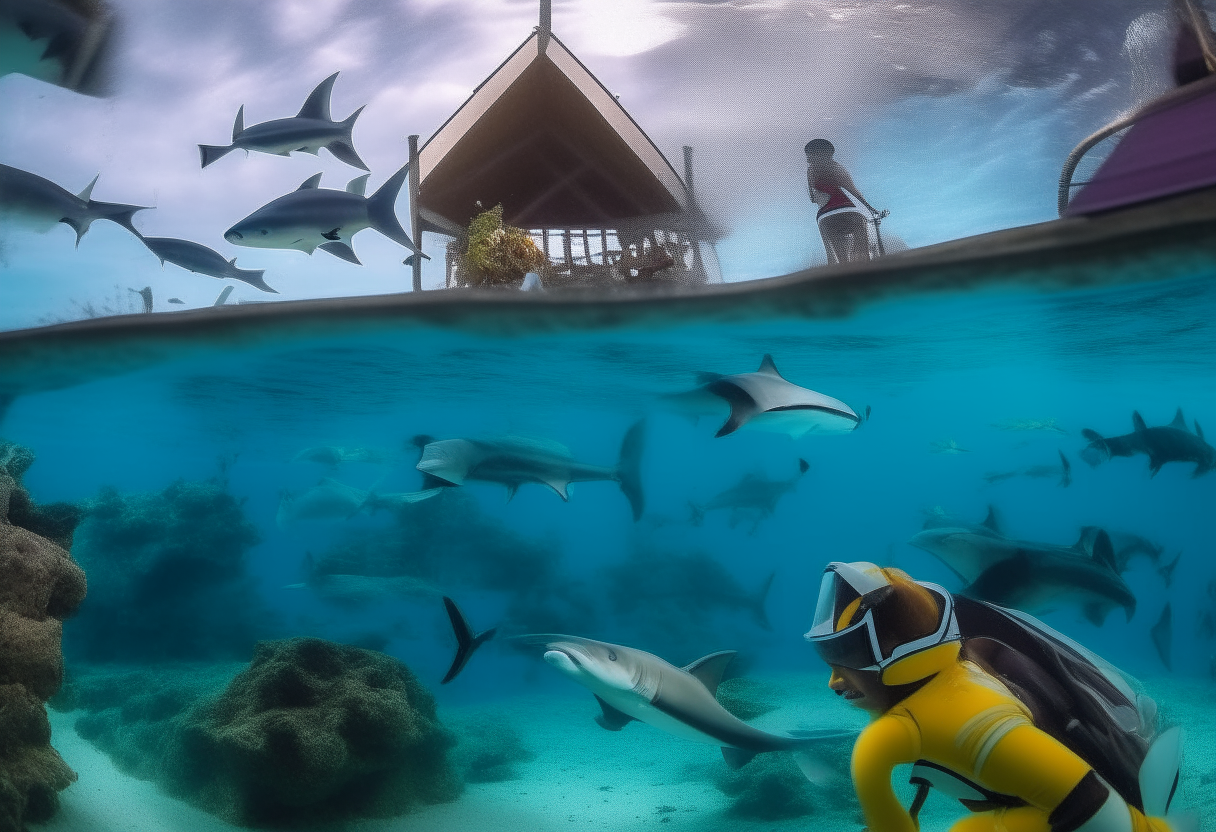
[418, 30, 690, 231]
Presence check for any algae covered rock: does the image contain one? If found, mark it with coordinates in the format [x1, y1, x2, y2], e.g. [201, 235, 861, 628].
[710, 731, 854, 821]
[461, 204, 547, 287]
[162, 638, 461, 826]
[449, 712, 536, 783]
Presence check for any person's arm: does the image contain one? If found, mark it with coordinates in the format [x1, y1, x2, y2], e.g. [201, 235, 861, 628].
[839, 168, 881, 214]
[852, 715, 921, 832]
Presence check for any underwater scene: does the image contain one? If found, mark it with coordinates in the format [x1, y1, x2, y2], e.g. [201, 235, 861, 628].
[3, 1, 1216, 832]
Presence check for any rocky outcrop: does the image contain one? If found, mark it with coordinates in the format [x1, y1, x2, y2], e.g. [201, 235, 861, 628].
[0, 447, 87, 832]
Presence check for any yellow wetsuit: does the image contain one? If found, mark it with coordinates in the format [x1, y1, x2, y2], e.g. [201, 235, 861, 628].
[848, 642, 1173, 832]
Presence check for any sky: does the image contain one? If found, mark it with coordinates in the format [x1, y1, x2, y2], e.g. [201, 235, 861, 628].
[0, 0, 1199, 329]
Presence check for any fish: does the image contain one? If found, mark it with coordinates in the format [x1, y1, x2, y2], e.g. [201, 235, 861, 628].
[991, 418, 1067, 434]
[1149, 604, 1172, 671]
[689, 459, 809, 533]
[0, 163, 146, 245]
[439, 598, 853, 771]
[983, 450, 1071, 487]
[198, 72, 369, 170]
[223, 167, 425, 265]
[669, 354, 865, 438]
[909, 512, 1136, 626]
[292, 446, 393, 466]
[929, 438, 969, 454]
[603, 551, 776, 630]
[138, 235, 276, 293]
[1080, 409, 1215, 477]
[275, 476, 366, 528]
[1, 0, 117, 95]
[414, 419, 646, 521]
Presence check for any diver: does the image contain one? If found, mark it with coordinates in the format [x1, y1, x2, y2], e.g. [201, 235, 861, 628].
[804, 561, 1188, 832]
[805, 139, 885, 264]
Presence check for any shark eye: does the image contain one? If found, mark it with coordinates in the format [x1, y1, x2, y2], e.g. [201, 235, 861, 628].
[607, 650, 617, 661]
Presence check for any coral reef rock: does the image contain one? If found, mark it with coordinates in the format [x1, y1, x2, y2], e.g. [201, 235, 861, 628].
[711, 732, 855, 821]
[0, 450, 87, 832]
[449, 712, 536, 783]
[151, 638, 461, 826]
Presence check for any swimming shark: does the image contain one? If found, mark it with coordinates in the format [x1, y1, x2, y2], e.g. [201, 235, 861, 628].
[275, 477, 366, 528]
[414, 420, 646, 521]
[909, 511, 1136, 626]
[1077, 527, 1176, 585]
[0, 163, 146, 244]
[1, 0, 117, 95]
[690, 458, 808, 533]
[1080, 409, 1215, 477]
[983, 450, 1072, 487]
[439, 597, 853, 771]
[138, 235, 276, 293]
[199, 72, 369, 170]
[224, 167, 426, 265]
[670, 354, 866, 438]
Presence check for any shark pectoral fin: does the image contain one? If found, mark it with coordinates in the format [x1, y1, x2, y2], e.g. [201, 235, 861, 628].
[505, 483, 519, 502]
[330, 141, 371, 172]
[981, 505, 1002, 534]
[345, 174, 370, 196]
[1148, 457, 1164, 477]
[1058, 451, 1072, 487]
[682, 651, 737, 696]
[319, 241, 361, 264]
[593, 695, 636, 731]
[297, 173, 323, 190]
[707, 380, 756, 437]
[721, 746, 758, 769]
[541, 478, 570, 501]
[1082, 603, 1109, 627]
[322, 227, 342, 241]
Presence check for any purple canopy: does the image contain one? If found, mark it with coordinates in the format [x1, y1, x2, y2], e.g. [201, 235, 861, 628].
[1066, 84, 1216, 215]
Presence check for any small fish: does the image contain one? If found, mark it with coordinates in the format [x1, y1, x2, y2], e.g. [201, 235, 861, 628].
[1080, 409, 1215, 477]
[991, 418, 1067, 434]
[224, 167, 425, 264]
[930, 438, 969, 454]
[167, 297, 184, 304]
[0, 163, 146, 245]
[983, 451, 1071, 487]
[139, 235, 276, 293]
[668, 355, 865, 438]
[199, 72, 369, 170]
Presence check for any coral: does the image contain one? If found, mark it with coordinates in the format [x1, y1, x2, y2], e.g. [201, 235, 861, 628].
[0, 450, 88, 832]
[0, 441, 83, 550]
[449, 712, 535, 783]
[66, 478, 269, 662]
[462, 204, 547, 287]
[710, 735, 855, 821]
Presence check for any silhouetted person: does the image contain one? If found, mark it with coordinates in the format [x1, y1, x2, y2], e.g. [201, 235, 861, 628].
[805, 139, 881, 264]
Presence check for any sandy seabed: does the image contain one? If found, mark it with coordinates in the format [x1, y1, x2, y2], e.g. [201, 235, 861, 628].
[30, 672, 1216, 832]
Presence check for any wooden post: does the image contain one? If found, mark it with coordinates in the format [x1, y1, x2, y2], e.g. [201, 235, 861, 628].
[408, 134, 422, 292]
[538, 0, 551, 54]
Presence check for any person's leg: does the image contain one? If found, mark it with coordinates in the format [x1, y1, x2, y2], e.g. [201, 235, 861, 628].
[819, 212, 871, 263]
[951, 807, 1051, 832]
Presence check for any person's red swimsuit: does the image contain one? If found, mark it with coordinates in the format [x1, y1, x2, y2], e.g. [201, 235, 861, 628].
[814, 181, 861, 219]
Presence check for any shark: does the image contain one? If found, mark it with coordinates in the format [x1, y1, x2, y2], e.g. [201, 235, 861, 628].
[670, 354, 866, 438]
[414, 420, 646, 521]
[909, 510, 1137, 626]
[1, 0, 117, 96]
[983, 450, 1072, 487]
[690, 458, 809, 533]
[1080, 409, 1215, 477]
[0, 162, 146, 245]
[199, 72, 369, 170]
[224, 168, 425, 265]
[275, 477, 367, 528]
[1077, 527, 1177, 585]
[439, 597, 853, 771]
[138, 235, 276, 293]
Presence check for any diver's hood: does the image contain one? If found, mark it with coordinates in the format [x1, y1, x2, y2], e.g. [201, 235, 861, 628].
[804, 561, 960, 677]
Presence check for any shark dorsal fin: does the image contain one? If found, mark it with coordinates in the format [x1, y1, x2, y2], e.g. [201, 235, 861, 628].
[346, 173, 370, 196]
[1132, 411, 1148, 432]
[297, 72, 339, 121]
[683, 650, 736, 697]
[1195, 420, 1205, 441]
[77, 173, 99, 202]
[1169, 408, 1186, 429]
[232, 105, 245, 140]
[757, 354, 782, 376]
[981, 505, 1001, 534]
[227, 257, 237, 266]
[593, 694, 636, 731]
[298, 173, 323, 190]
[798, 458, 810, 474]
[1082, 528, 1118, 572]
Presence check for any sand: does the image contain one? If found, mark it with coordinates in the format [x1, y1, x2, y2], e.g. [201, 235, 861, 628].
[30, 671, 1216, 832]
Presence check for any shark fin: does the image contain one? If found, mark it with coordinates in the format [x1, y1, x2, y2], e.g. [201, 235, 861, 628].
[199, 144, 235, 168]
[1058, 450, 1072, 488]
[214, 285, 234, 306]
[1168, 408, 1186, 429]
[297, 71, 338, 121]
[756, 354, 782, 376]
[87, 200, 148, 237]
[59, 216, 90, 247]
[1194, 420, 1204, 441]
[367, 162, 426, 255]
[1148, 456, 1164, 477]
[440, 596, 496, 684]
[798, 458, 810, 474]
[76, 173, 98, 202]
[593, 695, 636, 731]
[345, 173, 369, 196]
[1081, 602, 1109, 627]
[721, 746, 758, 769]
[616, 419, 646, 521]
[322, 227, 342, 241]
[1140, 725, 1184, 816]
[981, 505, 1002, 534]
[234, 268, 276, 293]
[1081, 528, 1118, 573]
[319, 241, 361, 264]
[328, 140, 370, 170]
[749, 572, 775, 630]
[1132, 411, 1148, 432]
[1158, 553, 1181, 587]
[541, 478, 570, 501]
[505, 483, 519, 501]
[708, 379, 758, 437]
[682, 651, 736, 696]
[297, 173, 323, 190]
[232, 105, 244, 140]
[1150, 604, 1172, 671]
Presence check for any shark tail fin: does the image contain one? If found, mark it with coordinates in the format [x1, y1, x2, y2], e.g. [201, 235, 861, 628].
[440, 596, 497, 684]
[751, 572, 775, 630]
[85, 200, 148, 238]
[1058, 450, 1072, 487]
[199, 144, 235, 168]
[615, 419, 646, 522]
[235, 268, 277, 293]
[1080, 428, 1110, 466]
[326, 105, 370, 171]
[367, 162, 426, 257]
